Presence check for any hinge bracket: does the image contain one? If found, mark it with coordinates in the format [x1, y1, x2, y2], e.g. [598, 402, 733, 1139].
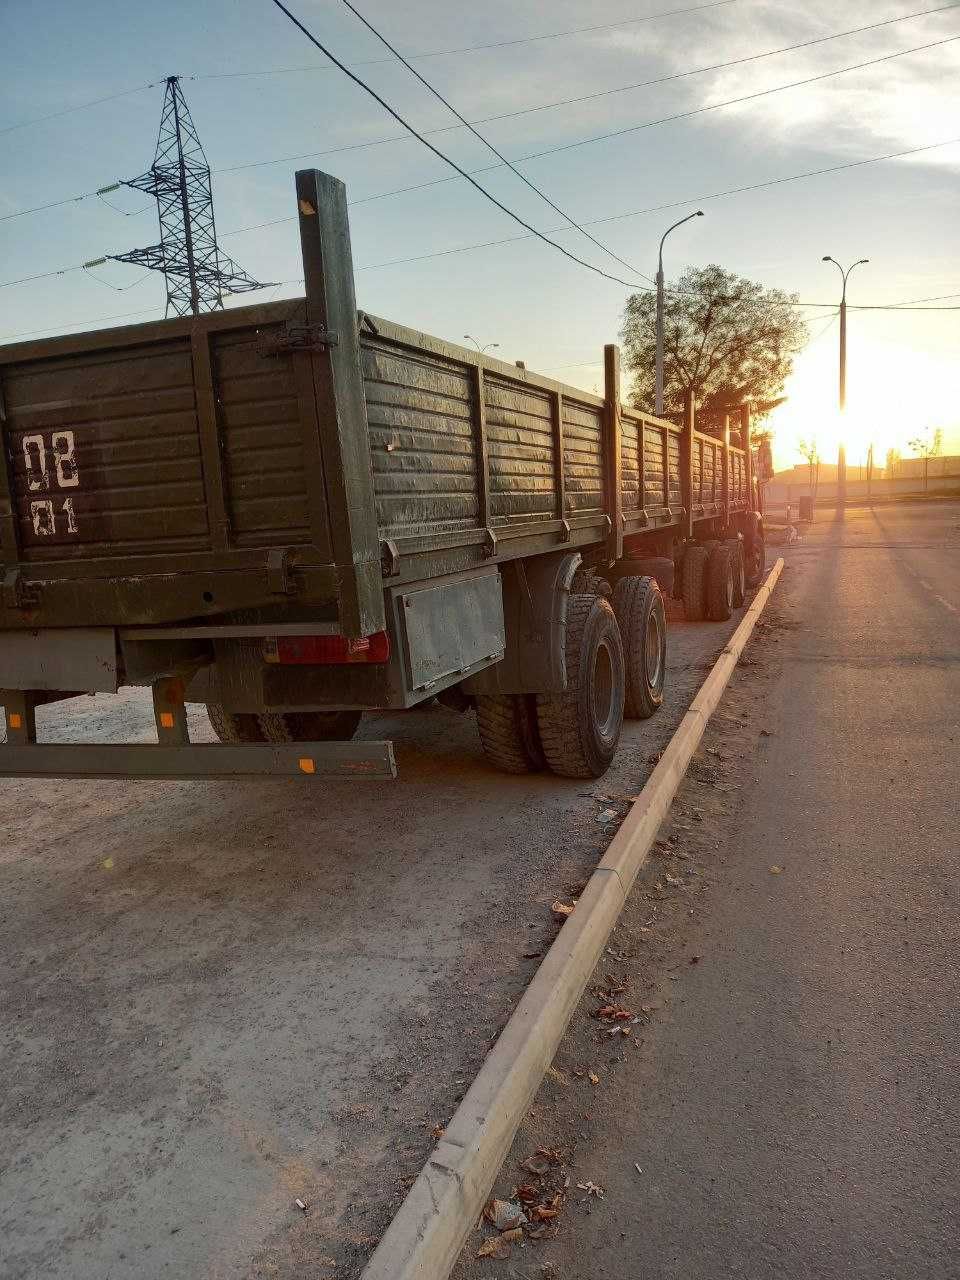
[259, 323, 340, 357]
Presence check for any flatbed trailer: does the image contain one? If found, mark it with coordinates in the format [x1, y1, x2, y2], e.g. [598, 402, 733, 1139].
[0, 168, 764, 781]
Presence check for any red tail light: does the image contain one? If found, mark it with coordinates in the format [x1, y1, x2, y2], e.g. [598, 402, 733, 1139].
[263, 631, 391, 665]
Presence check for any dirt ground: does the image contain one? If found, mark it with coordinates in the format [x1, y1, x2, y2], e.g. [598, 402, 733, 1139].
[0, 597, 765, 1280]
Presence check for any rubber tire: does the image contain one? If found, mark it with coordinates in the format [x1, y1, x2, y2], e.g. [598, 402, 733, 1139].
[207, 705, 268, 743]
[746, 530, 766, 589]
[207, 705, 361, 743]
[536, 594, 625, 779]
[681, 545, 709, 622]
[729, 539, 746, 607]
[612, 575, 666, 719]
[706, 543, 734, 621]
[259, 710, 362, 742]
[475, 694, 545, 774]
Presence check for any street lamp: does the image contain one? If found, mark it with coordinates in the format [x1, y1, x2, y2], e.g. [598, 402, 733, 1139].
[655, 210, 703, 416]
[821, 256, 869, 412]
[464, 334, 499, 354]
[822, 256, 869, 502]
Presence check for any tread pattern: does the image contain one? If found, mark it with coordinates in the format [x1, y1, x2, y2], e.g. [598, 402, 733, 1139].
[536, 594, 624, 779]
[728, 538, 746, 607]
[206, 705, 267, 743]
[207, 705, 361, 743]
[613, 575, 666, 719]
[706, 543, 734, 621]
[681, 545, 709, 621]
[475, 694, 544, 773]
[746, 531, 766, 588]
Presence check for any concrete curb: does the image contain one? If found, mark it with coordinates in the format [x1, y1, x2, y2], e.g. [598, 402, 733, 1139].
[361, 558, 785, 1280]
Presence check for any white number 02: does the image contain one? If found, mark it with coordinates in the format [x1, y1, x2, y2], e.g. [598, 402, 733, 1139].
[23, 429, 81, 536]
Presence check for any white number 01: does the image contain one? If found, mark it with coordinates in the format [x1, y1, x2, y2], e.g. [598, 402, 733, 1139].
[23, 430, 81, 537]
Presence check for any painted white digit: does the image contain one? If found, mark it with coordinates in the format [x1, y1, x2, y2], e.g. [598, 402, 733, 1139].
[22, 434, 49, 492]
[62, 496, 79, 533]
[30, 499, 56, 536]
[51, 430, 79, 488]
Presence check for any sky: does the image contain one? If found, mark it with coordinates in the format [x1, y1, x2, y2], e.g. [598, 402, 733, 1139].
[2, 0, 958, 470]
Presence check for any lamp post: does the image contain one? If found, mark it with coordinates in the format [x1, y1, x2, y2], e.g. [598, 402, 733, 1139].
[464, 334, 499, 354]
[822, 255, 869, 502]
[655, 210, 703, 416]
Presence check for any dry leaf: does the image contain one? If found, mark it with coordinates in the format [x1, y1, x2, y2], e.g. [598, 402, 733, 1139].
[477, 1236, 511, 1259]
[769, 865, 783, 874]
[588, 1071, 600, 1085]
[551, 900, 575, 918]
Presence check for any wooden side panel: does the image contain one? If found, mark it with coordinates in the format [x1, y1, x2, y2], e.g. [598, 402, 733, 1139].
[644, 426, 667, 509]
[213, 329, 314, 548]
[563, 398, 604, 514]
[702, 438, 716, 504]
[362, 339, 480, 538]
[621, 414, 641, 511]
[731, 448, 746, 503]
[4, 339, 209, 562]
[667, 430, 682, 505]
[485, 376, 556, 523]
[692, 437, 703, 506]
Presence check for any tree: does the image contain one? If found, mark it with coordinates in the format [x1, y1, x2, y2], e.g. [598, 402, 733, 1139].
[885, 447, 901, 476]
[908, 427, 943, 492]
[621, 264, 807, 427]
[798, 438, 820, 496]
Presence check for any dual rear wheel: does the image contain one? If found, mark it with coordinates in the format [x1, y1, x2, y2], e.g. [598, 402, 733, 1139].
[476, 576, 666, 780]
[207, 706, 362, 743]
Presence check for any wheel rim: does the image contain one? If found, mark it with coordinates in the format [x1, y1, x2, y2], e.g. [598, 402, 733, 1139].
[593, 641, 617, 736]
[725, 563, 734, 609]
[645, 611, 663, 688]
[737, 553, 746, 598]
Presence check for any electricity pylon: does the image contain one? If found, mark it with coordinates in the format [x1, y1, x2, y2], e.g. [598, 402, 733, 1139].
[110, 76, 268, 317]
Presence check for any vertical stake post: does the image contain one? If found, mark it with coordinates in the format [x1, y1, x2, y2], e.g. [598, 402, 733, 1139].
[740, 404, 756, 515]
[296, 169, 385, 638]
[680, 390, 695, 540]
[603, 344, 623, 560]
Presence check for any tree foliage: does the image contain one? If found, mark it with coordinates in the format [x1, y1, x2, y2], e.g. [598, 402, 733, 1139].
[621, 264, 807, 427]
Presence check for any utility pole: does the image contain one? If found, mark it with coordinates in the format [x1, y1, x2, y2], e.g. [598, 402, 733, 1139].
[655, 210, 703, 416]
[822, 255, 869, 504]
[106, 76, 269, 317]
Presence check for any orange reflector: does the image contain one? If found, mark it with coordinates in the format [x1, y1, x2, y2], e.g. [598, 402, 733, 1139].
[159, 711, 175, 729]
[9, 713, 22, 730]
[299, 757, 316, 774]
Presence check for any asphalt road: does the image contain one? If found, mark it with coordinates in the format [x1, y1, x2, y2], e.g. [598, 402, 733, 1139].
[513, 501, 960, 1280]
[0, 575, 749, 1280]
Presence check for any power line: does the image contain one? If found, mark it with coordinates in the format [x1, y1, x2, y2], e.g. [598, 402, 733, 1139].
[0, 307, 162, 342]
[216, 2, 960, 178]
[11, 134, 959, 306]
[192, 0, 743, 81]
[0, 2, 741, 138]
[338, 0, 655, 283]
[0, 82, 161, 137]
[216, 134, 960, 301]
[266, 0, 655, 293]
[340, 32, 960, 211]
[0, 182, 136, 224]
[7, 6, 956, 227]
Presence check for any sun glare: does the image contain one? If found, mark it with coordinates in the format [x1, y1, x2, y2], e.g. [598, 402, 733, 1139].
[768, 332, 958, 473]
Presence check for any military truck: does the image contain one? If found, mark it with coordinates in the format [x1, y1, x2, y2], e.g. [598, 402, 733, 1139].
[0, 169, 764, 782]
